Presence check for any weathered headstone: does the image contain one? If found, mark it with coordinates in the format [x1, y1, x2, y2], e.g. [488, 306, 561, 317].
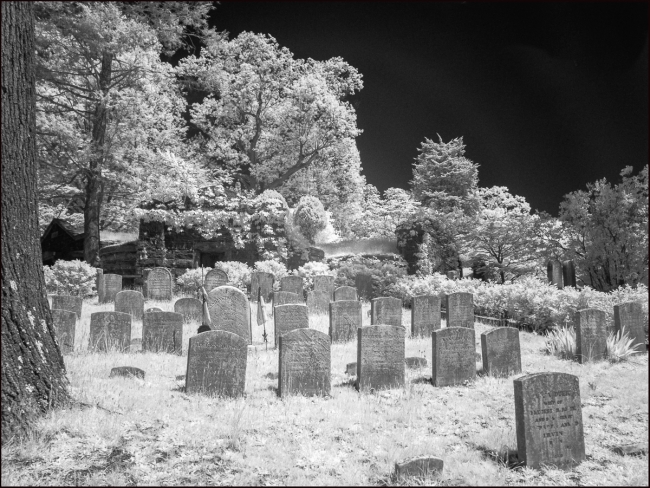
[547, 260, 564, 289]
[514, 372, 585, 469]
[355, 273, 373, 301]
[185, 330, 247, 397]
[356, 325, 406, 391]
[52, 309, 76, 354]
[250, 271, 274, 302]
[371, 297, 402, 327]
[114, 290, 145, 320]
[446, 270, 458, 281]
[142, 311, 183, 354]
[147, 267, 173, 300]
[445, 292, 474, 328]
[329, 300, 362, 342]
[346, 362, 357, 375]
[204, 268, 229, 292]
[51, 295, 83, 321]
[481, 327, 522, 377]
[207, 286, 251, 344]
[334, 286, 358, 301]
[100, 274, 123, 303]
[174, 297, 203, 322]
[274, 304, 309, 346]
[272, 291, 303, 311]
[394, 457, 444, 480]
[432, 327, 475, 386]
[405, 357, 427, 369]
[562, 260, 576, 288]
[575, 308, 607, 363]
[306, 290, 330, 315]
[280, 275, 304, 296]
[96, 268, 104, 303]
[145, 307, 162, 313]
[279, 328, 331, 397]
[411, 295, 441, 337]
[313, 275, 335, 299]
[613, 302, 646, 353]
[89, 311, 131, 352]
[109, 366, 145, 380]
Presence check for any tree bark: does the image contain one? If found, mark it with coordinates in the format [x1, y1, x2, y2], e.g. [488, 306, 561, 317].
[2, 1, 70, 445]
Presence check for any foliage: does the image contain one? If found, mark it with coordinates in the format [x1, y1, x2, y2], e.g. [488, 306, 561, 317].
[349, 185, 421, 239]
[293, 196, 328, 244]
[254, 260, 289, 281]
[545, 327, 576, 360]
[176, 261, 253, 295]
[38, 203, 84, 234]
[606, 326, 644, 363]
[43, 260, 97, 297]
[294, 261, 334, 291]
[328, 254, 408, 299]
[175, 267, 209, 295]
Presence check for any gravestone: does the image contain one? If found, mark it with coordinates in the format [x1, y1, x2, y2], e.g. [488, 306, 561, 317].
[204, 268, 229, 292]
[279, 328, 331, 397]
[334, 286, 358, 301]
[395, 456, 444, 480]
[411, 295, 441, 337]
[562, 260, 576, 288]
[142, 311, 183, 354]
[147, 267, 173, 300]
[185, 330, 247, 397]
[547, 260, 564, 289]
[114, 290, 145, 320]
[250, 271, 274, 302]
[313, 275, 335, 299]
[613, 302, 646, 353]
[100, 274, 123, 303]
[51, 295, 83, 321]
[575, 308, 607, 363]
[96, 268, 104, 303]
[355, 273, 373, 301]
[514, 372, 585, 469]
[445, 292, 474, 328]
[52, 309, 76, 354]
[481, 327, 522, 377]
[207, 286, 251, 344]
[89, 311, 131, 352]
[109, 366, 145, 380]
[356, 325, 406, 391]
[346, 362, 357, 375]
[446, 270, 458, 280]
[280, 275, 304, 296]
[371, 297, 402, 327]
[274, 304, 309, 346]
[174, 297, 203, 322]
[272, 291, 303, 311]
[307, 290, 330, 315]
[432, 327, 475, 386]
[145, 307, 162, 313]
[405, 357, 427, 369]
[329, 300, 362, 343]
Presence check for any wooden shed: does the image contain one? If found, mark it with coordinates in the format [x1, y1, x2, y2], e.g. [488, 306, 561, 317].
[41, 218, 85, 266]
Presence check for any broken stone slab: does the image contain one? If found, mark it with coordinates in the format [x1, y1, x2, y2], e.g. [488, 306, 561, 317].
[611, 443, 647, 456]
[109, 366, 145, 380]
[394, 456, 443, 479]
[405, 357, 427, 369]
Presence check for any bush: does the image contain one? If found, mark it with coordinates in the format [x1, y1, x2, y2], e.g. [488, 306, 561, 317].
[254, 260, 289, 291]
[606, 326, 643, 363]
[217, 261, 252, 292]
[43, 260, 97, 297]
[176, 262, 253, 295]
[545, 327, 576, 360]
[294, 261, 334, 291]
[293, 196, 327, 244]
[329, 254, 408, 299]
[176, 267, 210, 296]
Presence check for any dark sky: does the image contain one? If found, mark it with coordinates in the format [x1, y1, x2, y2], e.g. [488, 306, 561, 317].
[207, 2, 648, 215]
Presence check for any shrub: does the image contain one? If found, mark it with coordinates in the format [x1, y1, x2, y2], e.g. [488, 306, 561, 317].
[43, 260, 97, 297]
[293, 196, 327, 244]
[254, 260, 289, 291]
[176, 267, 210, 296]
[295, 261, 334, 291]
[329, 254, 408, 299]
[176, 262, 253, 295]
[545, 327, 576, 360]
[606, 326, 643, 363]
[217, 261, 252, 292]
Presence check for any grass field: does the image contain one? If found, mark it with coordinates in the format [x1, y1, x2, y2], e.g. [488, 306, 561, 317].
[2, 297, 648, 486]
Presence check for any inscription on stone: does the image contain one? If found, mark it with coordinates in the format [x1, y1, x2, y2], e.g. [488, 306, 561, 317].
[115, 290, 145, 320]
[142, 311, 183, 354]
[329, 300, 362, 343]
[89, 311, 131, 352]
[250, 271, 274, 302]
[307, 290, 330, 315]
[207, 286, 251, 344]
[357, 325, 406, 391]
[481, 327, 522, 377]
[432, 327, 475, 386]
[334, 286, 358, 301]
[445, 292, 474, 329]
[411, 295, 441, 337]
[355, 273, 373, 301]
[514, 372, 585, 469]
[174, 297, 203, 322]
[313, 275, 335, 299]
[280, 275, 304, 297]
[279, 329, 331, 397]
[575, 308, 607, 363]
[51, 295, 83, 321]
[274, 304, 309, 346]
[147, 267, 173, 300]
[613, 302, 646, 353]
[52, 309, 76, 354]
[185, 330, 248, 397]
[204, 268, 229, 292]
[371, 297, 402, 327]
[100, 274, 123, 303]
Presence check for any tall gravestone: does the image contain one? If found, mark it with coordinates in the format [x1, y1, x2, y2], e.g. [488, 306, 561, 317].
[613, 302, 646, 353]
[89, 311, 131, 352]
[52, 309, 76, 354]
[185, 330, 248, 397]
[313, 275, 335, 299]
[514, 372, 585, 469]
[204, 268, 229, 292]
[411, 295, 441, 337]
[279, 328, 331, 397]
[445, 292, 474, 328]
[250, 271, 274, 302]
[432, 327, 475, 386]
[96, 268, 104, 303]
[355, 273, 373, 301]
[280, 275, 304, 297]
[334, 286, 358, 301]
[274, 304, 309, 346]
[330, 300, 362, 342]
[481, 327, 522, 377]
[174, 297, 203, 322]
[114, 290, 145, 320]
[207, 286, 251, 344]
[147, 267, 173, 300]
[142, 311, 183, 354]
[100, 274, 123, 304]
[51, 295, 83, 321]
[272, 291, 303, 311]
[357, 325, 405, 391]
[371, 297, 402, 327]
[306, 290, 330, 315]
[575, 308, 607, 363]
[562, 260, 576, 288]
[547, 260, 564, 289]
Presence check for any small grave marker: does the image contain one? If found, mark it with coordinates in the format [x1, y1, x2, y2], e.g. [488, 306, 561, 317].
[89, 311, 131, 352]
[174, 297, 203, 322]
[279, 328, 331, 397]
[313, 275, 335, 299]
[115, 290, 145, 320]
[280, 275, 304, 296]
[432, 327, 475, 386]
[329, 300, 362, 342]
[274, 304, 308, 346]
[371, 297, 402, 327]
[395, 456, 444, 480]
[147, 267, 173, 300]
[575, 308, 607, 363]
[481, 327, 522, 377]
[109, 366, 145, 380]
[307, 290, 330, 315]
[355, 273, 373, 301]
[405, 357, 427, 369]
[613, 302, 646, 353]
[204, 268, 229, 292]
[445, 292, 474, 328]
[145, 307, 162, 313]
[334, 286, 358, 301]
[207, 286, 251, 344]
[411, 295, 441, 337]
[142, 311, 183, 354]
[357, 325, 406, 391]
[250, 271, 274, 302]
[51, 295, 83, 321]
[52, 309, 76, 354]
[100, 274, 123, 303]
[346, 362, 357, 375]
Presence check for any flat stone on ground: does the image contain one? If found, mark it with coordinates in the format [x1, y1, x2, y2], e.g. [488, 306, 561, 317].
[109, 367, 145, 380]
[394, 456, 444, 479]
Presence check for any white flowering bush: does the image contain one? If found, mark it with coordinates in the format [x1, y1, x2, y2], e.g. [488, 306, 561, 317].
[176, 267, 209, 295]
[176, 262, 253, 294]
[295, 261, 334, 291]
[253, 260, 288, 291]
[43, 260, 97, 297]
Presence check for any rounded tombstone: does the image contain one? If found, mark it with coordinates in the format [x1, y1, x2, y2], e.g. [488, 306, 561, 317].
[115, 290, 145, 321]
[142, 311, 183, 355]
[147, 267, 173, 301]
[174, 297, 203, 323]
[89, 311, 132, 352]
[206, 286, 251, 344]
[204, 268, 229, 292]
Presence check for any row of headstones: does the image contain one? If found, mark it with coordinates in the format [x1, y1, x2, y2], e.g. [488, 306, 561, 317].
[96, 267, 176, 303]
[547, 259, 577, 289]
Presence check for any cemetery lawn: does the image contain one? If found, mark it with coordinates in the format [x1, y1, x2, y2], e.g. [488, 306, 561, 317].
[2, 300, 648, 486]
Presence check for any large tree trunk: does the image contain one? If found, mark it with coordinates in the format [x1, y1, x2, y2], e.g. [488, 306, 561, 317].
[1, 1, 70, 445]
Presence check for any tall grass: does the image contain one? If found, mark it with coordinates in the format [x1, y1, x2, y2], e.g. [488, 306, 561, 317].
[606, 326, 643, 363]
